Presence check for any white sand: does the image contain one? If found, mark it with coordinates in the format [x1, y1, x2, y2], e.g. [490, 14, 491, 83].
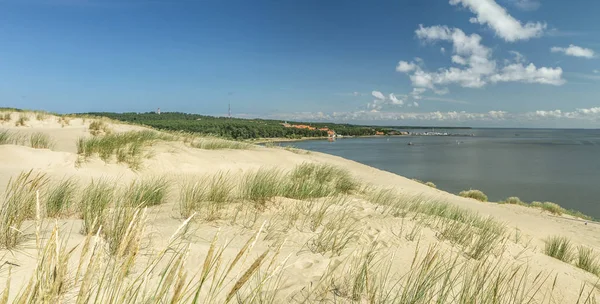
[1, 112, 599, 303]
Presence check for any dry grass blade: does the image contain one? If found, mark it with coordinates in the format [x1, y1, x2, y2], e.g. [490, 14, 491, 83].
[226, 250, 270, 303]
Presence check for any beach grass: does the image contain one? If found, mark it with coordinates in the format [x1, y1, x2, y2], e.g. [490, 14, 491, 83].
[459, 189, 488, 202]
[424, 181, 436, 188]
[15, 113, 29, 126]
[88, 120, 112, 136]
[576, 246, 600, 276]
[541, 201, 566, 215]
[307, 209, 360, 256]
[35, 111, 49, 121]
[29, 132, 55, 149]
[77, 130, 172, 169]
[544, 236, 574, 263]
[0, 170, 48, 249]
[102, 203, 147, 257]
[123, 176, 170, 207]
[0, 130, 20, 145]
[44, 177, 77, 217]
[79, 179, 115, 235]
[241, 168, 283, 204]
[500, 196, 527, 206]
[1, 112, 11, 122]
[179, 173, 233, 219]
[190, 137, 253, 150]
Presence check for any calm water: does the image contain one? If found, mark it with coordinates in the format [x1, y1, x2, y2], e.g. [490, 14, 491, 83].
[283, 129, 600, 218]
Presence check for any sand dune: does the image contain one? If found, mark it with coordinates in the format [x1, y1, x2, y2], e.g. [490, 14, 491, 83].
[0, 111, 599, 303]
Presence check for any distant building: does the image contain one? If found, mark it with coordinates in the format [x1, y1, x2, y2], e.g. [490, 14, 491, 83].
[157, 108, 161, 115]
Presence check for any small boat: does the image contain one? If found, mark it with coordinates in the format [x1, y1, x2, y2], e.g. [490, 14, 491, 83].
[408, 142, 413, 146]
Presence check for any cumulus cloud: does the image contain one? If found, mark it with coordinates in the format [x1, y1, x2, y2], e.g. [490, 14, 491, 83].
[389, 93, 404, 105]
[396, 61, 418, 72]
[449, 0, 546, 42]
[551, 45, 596, 59]
[594, 70, 599, 74]
[369, 91, 408, 110]
[490, 63, 565, 85]
[441, 47, 446, 54]
[371, 91, 386, 100]
[397, 25, 564, 92]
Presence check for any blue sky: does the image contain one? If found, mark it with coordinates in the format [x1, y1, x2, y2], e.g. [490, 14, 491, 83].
[1, 0, 600, 127]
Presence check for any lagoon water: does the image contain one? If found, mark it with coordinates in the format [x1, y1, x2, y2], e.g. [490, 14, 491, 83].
[283, 129, 600, 218]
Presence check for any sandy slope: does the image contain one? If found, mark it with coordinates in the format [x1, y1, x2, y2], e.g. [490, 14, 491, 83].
[0, 112, 599, 303]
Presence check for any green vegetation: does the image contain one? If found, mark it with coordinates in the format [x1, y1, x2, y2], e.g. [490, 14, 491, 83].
[79, 179, 115, 235]
[190, 137, 253, 150]
[541, 201, 566, 215]
[179, 173, 234, 219]
[124, 176, 170, 207]
[576, 246, 600, 276]
[459, 189, 488, 202]
[0, 130, 19, 145]
[81, 112, 401, 140]
[0, 112, 11, 122]
[45, 177, 77, 217]
[544, 236, 574, 262]
[424, 181, 436, 188]
[88, 120, 112, 136]
[15, 113, 29, 126]
[0, 171, 48, 249]
[29, 132, 54, 149]
[77, 130, 172, 169]
[500, 196, 527, 206]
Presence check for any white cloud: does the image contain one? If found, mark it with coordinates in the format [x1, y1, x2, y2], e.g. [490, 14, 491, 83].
[413, 102, 420, 107]
[389, 93, 404, 105]
[371, 91, 386, 100]
[449, 0, 546, 42]
[594, 70, 599, 74]
[253, 106, 600, 126]
[352, 92, 362, 96]
[398, 25, 565, 91]
[508, 50, 526, 63]
[551, 45, 596, 59]
[441, 47, 446, 54]
[490, 63, 565, 85]
[396, 61, 418, 72]
[509, 0, 541, 11]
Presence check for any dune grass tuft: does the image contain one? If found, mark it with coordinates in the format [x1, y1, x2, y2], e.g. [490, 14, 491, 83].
[241, 168, 283, 204]
[307, 209, 360, 256]
[0, 170, 48, 249]
[88, 120, 112, 136]
[544, 236, 574, 262]
[459, 189, 488, 202]
[179, 173, 233, 219]
[500, 196, 527, 206]
[424, 181, 436, 188]
[191, 137, 253, 150]
[77, 130, 172, 169]
[123, 176, 170, 207]
[15, 113, 29, 126]
[35, 111, 49, 121]
[45, 177, 77, 217]
[102, 203, 147, 257]
[79, 179, 115, 235]
[1, 112, 11, 122]
[0, 130, 21, 145]
[29, 132, 55, 149]
[541, 201, 566, 215]
[576, 246, 600, 276]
